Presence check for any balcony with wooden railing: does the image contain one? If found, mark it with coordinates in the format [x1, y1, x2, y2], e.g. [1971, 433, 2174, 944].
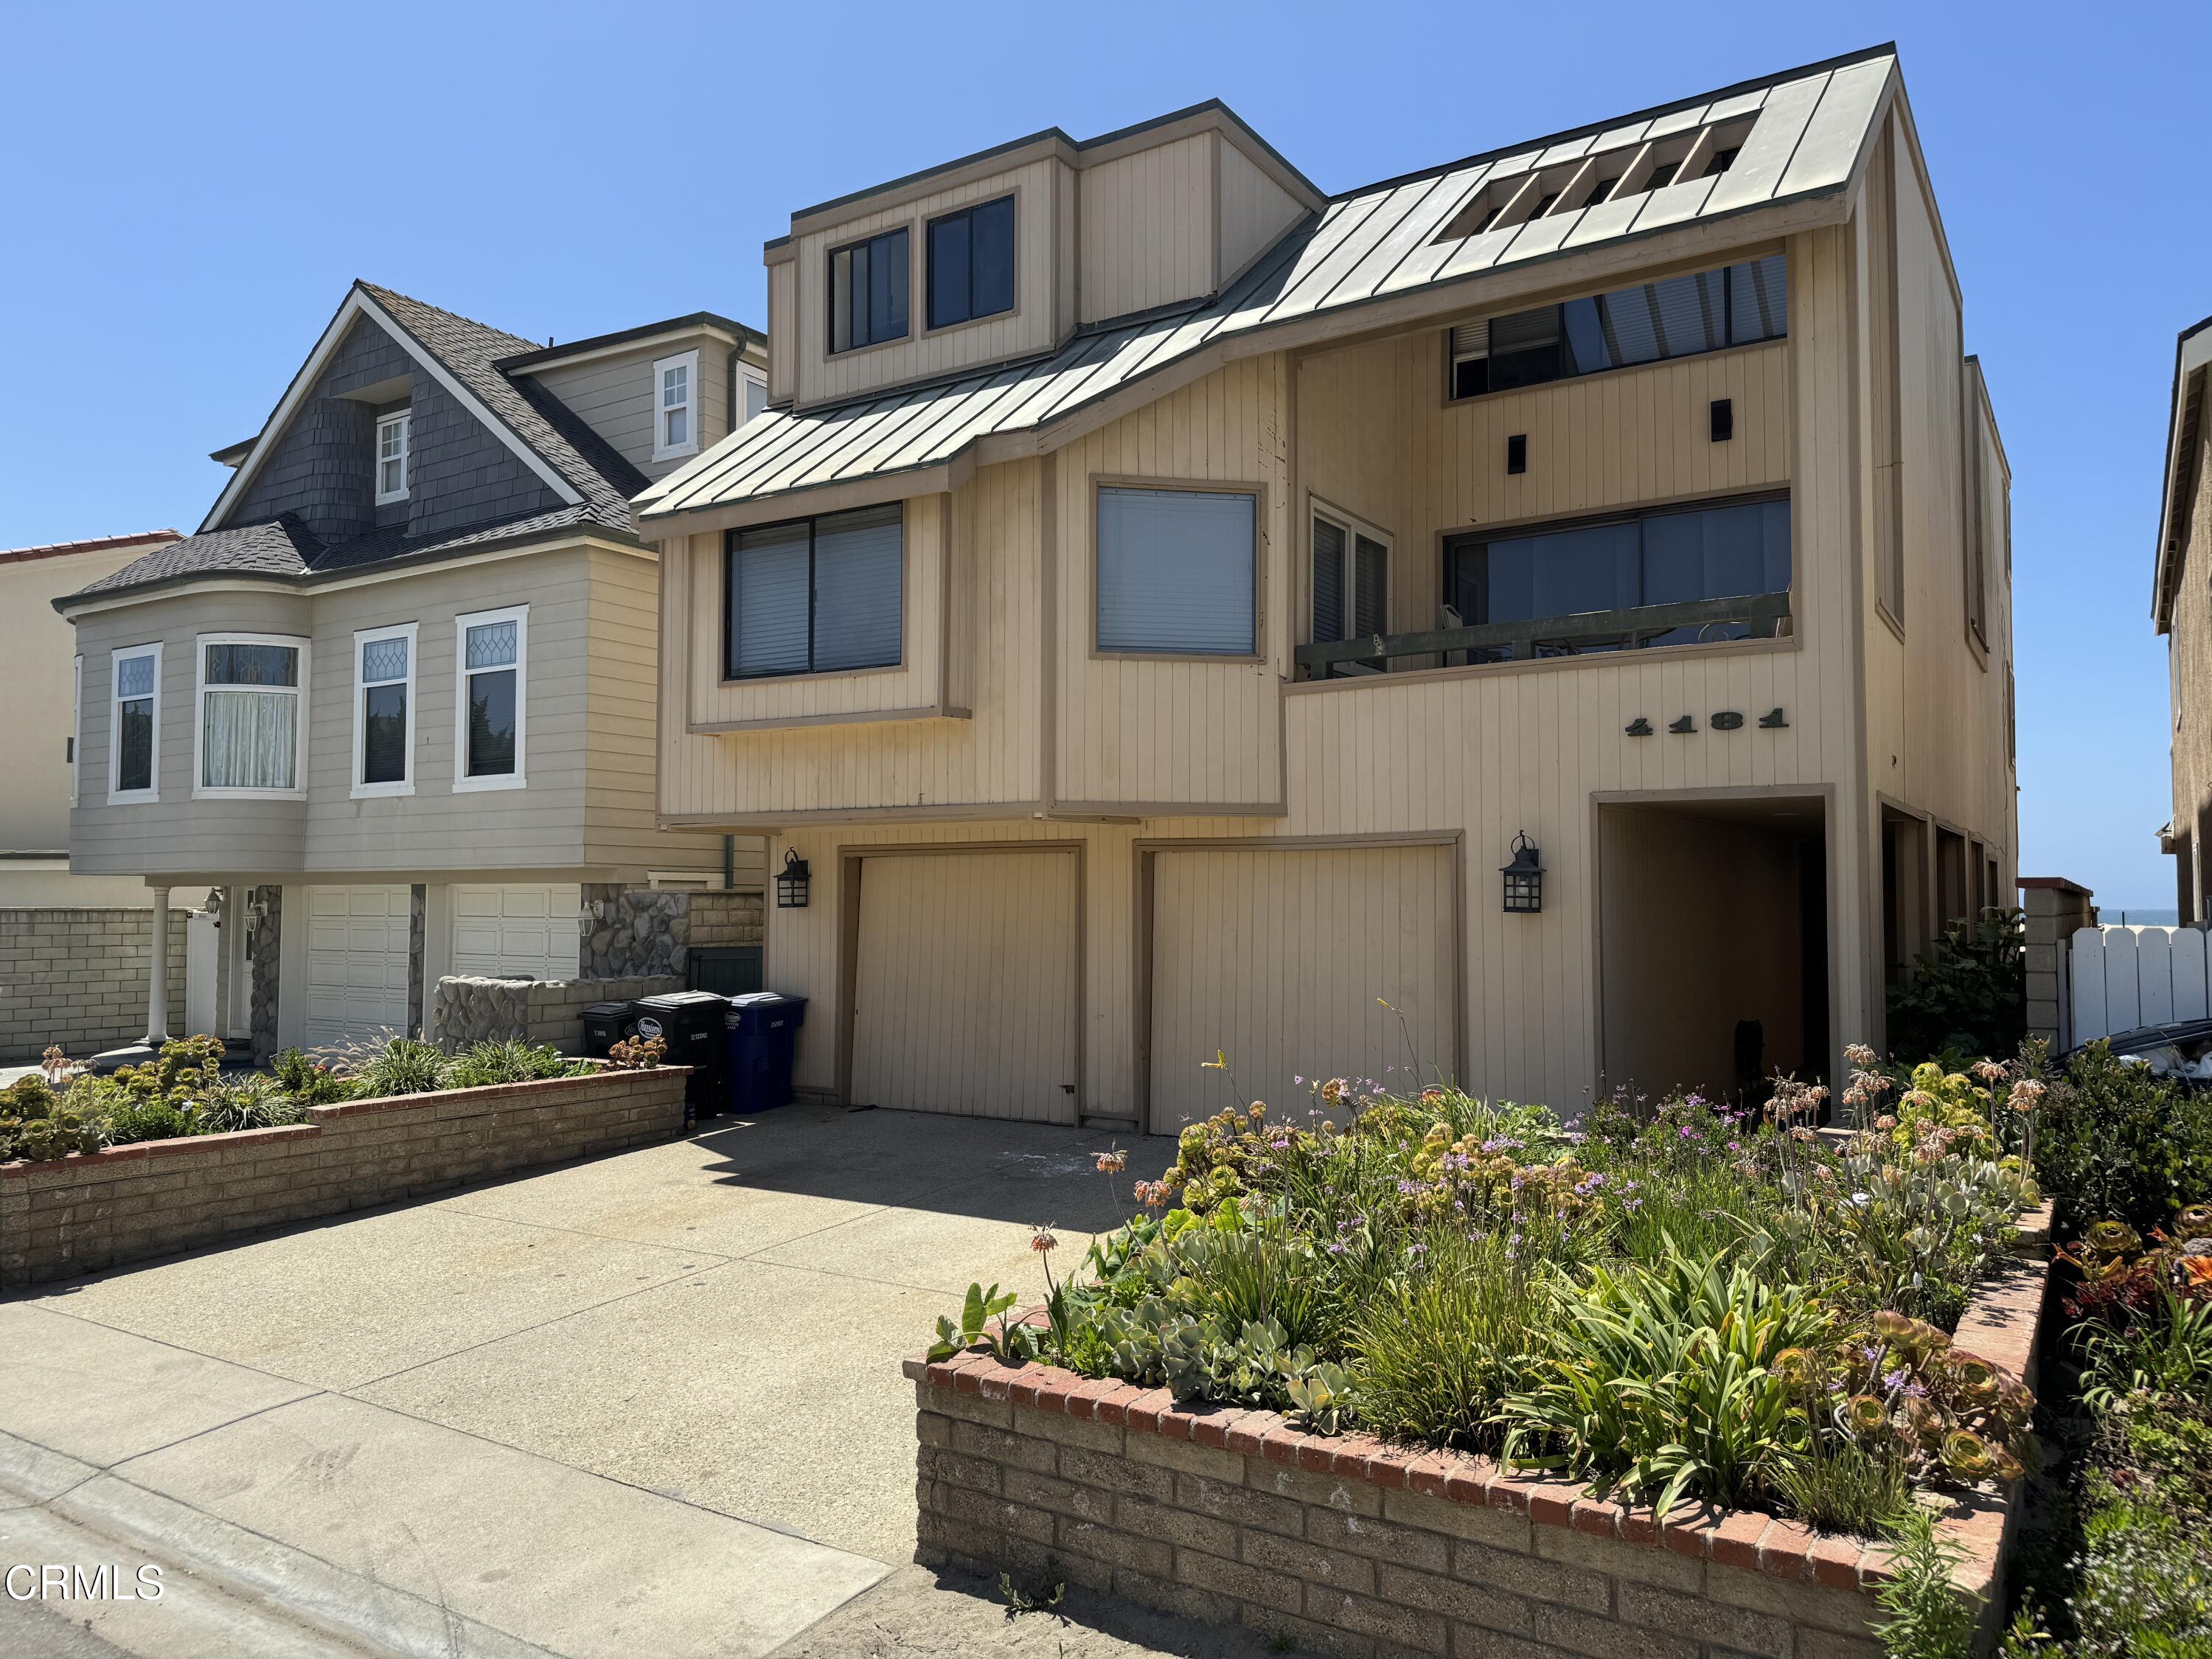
[1293, 591, 1791, 679]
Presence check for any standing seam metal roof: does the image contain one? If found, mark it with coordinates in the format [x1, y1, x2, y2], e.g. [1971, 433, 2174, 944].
[639, 49, 1894, 525]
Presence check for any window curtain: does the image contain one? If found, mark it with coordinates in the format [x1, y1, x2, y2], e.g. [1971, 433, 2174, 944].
[203, 689, 295, 789]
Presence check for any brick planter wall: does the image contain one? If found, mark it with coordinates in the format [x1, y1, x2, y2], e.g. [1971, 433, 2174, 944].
[907, 1223, 2052, 1659]
[0, 1065, 690, 1286]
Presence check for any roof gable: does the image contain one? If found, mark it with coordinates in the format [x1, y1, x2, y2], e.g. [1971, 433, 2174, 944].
[203, 282, 609, 535]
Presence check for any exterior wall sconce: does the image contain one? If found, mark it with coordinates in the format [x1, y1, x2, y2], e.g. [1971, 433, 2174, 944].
[775, 849, 812, 909]
[1500, 833, 1544, 914]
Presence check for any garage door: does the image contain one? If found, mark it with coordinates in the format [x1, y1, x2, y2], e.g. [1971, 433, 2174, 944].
[303, 884, 413, 1049]
[849, 851, 1079, 1121]
[451, 884, 582, 981]
[1148, 845, 1459, 1134]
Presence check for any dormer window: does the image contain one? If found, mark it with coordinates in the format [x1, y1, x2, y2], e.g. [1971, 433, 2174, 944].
[829, 227, 910, 353]
[653, 349, 700, 461]
[375, 411, 411, 504]
[928, 196, 1015, 330]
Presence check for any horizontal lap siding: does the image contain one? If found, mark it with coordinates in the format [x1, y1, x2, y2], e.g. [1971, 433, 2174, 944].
[532, 340, 729, 483]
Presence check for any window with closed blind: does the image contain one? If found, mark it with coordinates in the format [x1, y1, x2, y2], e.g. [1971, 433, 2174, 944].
[725, 504, 903, 679]
[1311, 507, 1390, 675]
[1096, 487, 1258, 656]
[1448, 254, 1787, 400]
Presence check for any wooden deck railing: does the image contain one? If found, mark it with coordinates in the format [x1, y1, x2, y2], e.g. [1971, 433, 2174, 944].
[1293, 591, 1791, 677]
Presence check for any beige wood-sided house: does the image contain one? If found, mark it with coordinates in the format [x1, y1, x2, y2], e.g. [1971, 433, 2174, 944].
[55, 285, 770, 1058]
[636, 44, 2017, 1130]
[2156, 313, 2212, 919]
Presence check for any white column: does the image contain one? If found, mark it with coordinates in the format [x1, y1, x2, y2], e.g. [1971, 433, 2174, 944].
[144, 886, 172, 1046]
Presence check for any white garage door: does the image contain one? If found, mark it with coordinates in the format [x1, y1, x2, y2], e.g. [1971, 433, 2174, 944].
[451, 884, 582, 981]
[1149, 845, 1459, 1134]
[303, 884, 413, 1050]
[849, 851, 1079, 1122]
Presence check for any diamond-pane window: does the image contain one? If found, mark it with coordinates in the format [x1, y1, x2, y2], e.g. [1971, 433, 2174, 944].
[465, 621, 516, 669]
[362, 637, 408, 682]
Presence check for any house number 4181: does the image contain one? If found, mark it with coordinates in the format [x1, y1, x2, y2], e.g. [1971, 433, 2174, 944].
[1624, 708, 1788, 737]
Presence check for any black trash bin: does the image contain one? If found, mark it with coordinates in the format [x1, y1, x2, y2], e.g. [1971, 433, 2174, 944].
[726, 992, 807, 1114]
[631, 990, 731, 1117]
[579, 1001, 635, 1060]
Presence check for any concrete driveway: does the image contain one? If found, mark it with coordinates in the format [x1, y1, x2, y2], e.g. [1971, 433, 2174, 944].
[0, 1105, 1179, 1658]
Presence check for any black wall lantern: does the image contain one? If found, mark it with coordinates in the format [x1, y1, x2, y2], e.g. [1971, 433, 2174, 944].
[775, 849, 812, 908]
[1500, 832, 1544, 914]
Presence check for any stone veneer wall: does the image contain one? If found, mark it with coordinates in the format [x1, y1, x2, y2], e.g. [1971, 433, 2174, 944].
[0, 908, 191, 1063]
[580, 887, 767, 981]
[908, 1234, 2051, 1659]
[248, 886, 282, 1063]
[0, 1066, 690, 1285]
[428, 974, 683, 1051]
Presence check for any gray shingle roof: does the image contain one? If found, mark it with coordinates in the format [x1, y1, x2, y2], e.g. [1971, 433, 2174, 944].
[640, 48, 1893, 527]
[67, 286, 653, 608]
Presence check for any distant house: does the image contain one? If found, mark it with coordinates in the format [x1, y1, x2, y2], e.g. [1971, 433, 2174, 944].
[55, 285, 770, 1057]
[0, 531, 199, 906]
[633, 44, 2017, 1125]
[2155, 314, 2212, 921]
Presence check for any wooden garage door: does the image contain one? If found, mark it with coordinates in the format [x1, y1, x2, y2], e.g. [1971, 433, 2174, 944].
[1149, 845, 1459, 1134]
[451, 884, 582, 981]
[849, 851, 1079, 1122]
[303, 884, 413, 1049]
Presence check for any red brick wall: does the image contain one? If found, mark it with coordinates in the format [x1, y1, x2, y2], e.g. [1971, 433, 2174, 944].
[0, 1066, 689, 1285]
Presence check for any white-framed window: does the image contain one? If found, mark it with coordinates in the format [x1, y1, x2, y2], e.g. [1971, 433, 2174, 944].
[740, 365, 768, 428]
[108, 642, 161, 803]
[653, 351, 699, 461]
[193, 634, 307, 798]
[375, 410, 412, 504]
[1311, 505, 1391, 667]
[454, 606, 526, 791]
[352, 622, 417, 798]
[70, 653, 83, 807]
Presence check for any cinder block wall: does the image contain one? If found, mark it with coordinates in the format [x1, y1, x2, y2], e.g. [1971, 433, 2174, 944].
[0, 908, 190, 1063]
[0, 1066, 689, 1285]
[688, 891, 764, 949]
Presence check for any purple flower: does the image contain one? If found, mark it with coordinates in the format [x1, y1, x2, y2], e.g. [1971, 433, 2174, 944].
[1882, 1368, 1911, 1392]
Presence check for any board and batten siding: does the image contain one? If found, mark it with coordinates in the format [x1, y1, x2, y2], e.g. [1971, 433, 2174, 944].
[740, 223, 1880, 1118]
[658, 462, 1046, 821]
[1217, 139, 1310, 288]
[1147, 844, 1460, 1132]
[848, 848, 1079, 1121]
[1078, 133, 1215, 324]
[69, 588, 313, 877]
[1854, 108, 2017, 891]
[793, 156, 1071, 410]
[529, 337, 732, 482]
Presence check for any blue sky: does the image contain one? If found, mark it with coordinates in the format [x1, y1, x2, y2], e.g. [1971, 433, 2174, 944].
[3, 1, 2204, 906]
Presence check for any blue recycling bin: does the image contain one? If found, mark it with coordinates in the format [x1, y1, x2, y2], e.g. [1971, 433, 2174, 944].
[725, 992, 807, 1113]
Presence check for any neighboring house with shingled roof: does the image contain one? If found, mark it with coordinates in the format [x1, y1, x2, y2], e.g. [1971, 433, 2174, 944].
[51, 284, 771, 1057]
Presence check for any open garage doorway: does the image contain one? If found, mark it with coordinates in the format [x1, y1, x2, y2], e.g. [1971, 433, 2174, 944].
[1597, 794, 1829, 1107]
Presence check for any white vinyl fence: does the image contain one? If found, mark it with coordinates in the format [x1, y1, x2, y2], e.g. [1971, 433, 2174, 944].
[2071, 925, 2211, 1043]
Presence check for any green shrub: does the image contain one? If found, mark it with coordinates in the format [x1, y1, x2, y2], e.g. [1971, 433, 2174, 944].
[349, 1037, 447, 1099]
[196, 1074, 307, 1134]
[270, 1047, 361, 1106]
[97, 1092, 190, 1147]
[1887, 909, 2026, 1061]
[441, 1040, 585, 1089]
[2038, 1041, 2212, 1237]
[1350, 1228, 1540, 1450]
[1499, 1245, 1830, 1514]
[1872, 1503, 1980, 1659]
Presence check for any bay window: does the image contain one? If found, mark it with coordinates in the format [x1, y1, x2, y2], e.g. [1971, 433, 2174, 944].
[454, 607, 526, 790]
[195, 636, 306, 796]
[109, 643, 160, 802]
[1095, 485, 1259, 656]
[725, 504, 902, 678]
[353, 622, 416, 796]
